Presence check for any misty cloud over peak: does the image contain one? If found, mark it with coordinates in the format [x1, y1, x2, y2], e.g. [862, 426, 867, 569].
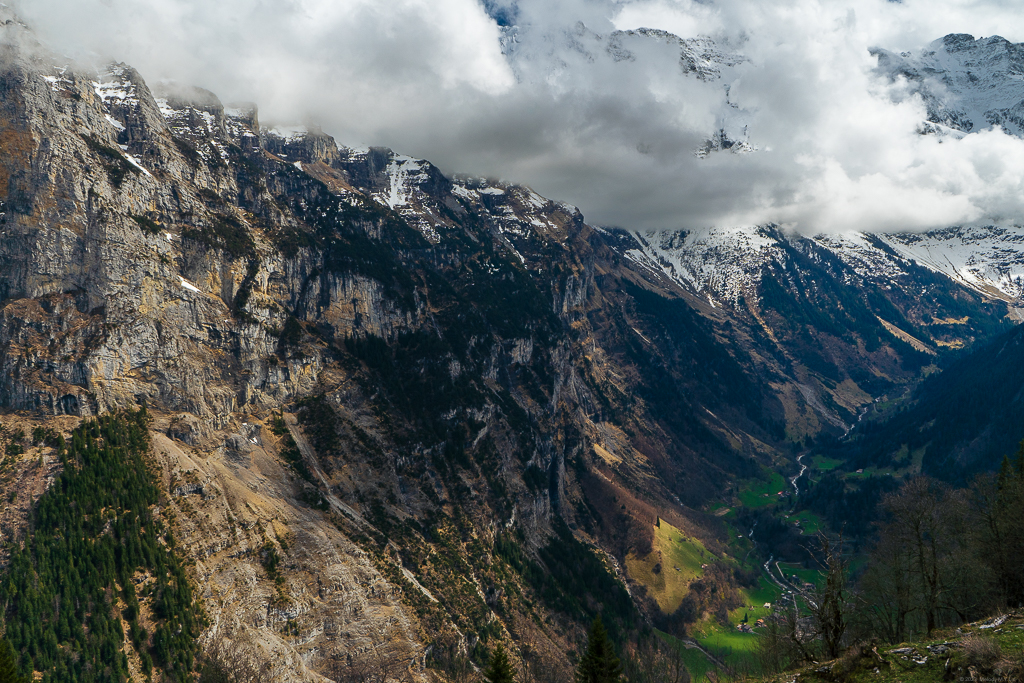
[12, 0, 1024, 234]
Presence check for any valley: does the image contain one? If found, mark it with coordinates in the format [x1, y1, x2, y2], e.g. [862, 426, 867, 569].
[0, 7, 1023, 682]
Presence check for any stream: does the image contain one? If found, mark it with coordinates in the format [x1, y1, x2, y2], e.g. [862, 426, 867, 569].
[843, 404, 871, 438]
[789, 453, 807, 495]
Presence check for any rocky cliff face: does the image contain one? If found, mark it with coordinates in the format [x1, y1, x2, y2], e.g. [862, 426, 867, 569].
[0, 9, 1019, 681]
[0, 12, 684, 679]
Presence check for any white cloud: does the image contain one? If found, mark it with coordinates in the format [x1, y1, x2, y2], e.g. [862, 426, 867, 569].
[14, 0, 1024, 233]
[612, 1, 723, 38]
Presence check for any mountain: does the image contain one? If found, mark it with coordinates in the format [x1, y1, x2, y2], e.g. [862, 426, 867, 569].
[0, 10, 1022, 681]
[626, 225, 1024, 313]
[616, 225, 1012, 417]
[0, 14, 786, 679]
[836, 321, 1024, 481]
[873, 33, 1024, 136]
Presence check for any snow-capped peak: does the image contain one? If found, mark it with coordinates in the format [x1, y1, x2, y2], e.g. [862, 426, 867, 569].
[873, 34, 1024, 136]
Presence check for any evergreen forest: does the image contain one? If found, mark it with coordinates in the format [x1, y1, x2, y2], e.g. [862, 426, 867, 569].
[0, 409, 202, 683]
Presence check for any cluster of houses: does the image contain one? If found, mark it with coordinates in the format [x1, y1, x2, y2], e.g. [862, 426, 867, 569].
[735, 603, 772, 633]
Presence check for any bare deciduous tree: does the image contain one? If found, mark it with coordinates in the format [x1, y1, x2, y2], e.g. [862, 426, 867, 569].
[782, 596, 817, 664]
[857, 529, 914, 643]
[811, 534, 848, 660]
[754, 612, 797, 675]
[876, 477, 978, 635]
[622, 635, 690, 683]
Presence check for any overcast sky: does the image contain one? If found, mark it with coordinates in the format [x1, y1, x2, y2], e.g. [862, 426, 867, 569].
[14, 0, 1024, 233]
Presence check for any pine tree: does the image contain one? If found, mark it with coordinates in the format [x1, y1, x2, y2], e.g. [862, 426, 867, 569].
[575, 616, 621, 683]
[0, 637, 24, 683]
[484, 643, 515, 683]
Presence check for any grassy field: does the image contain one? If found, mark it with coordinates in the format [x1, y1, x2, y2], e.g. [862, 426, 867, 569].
[659, 619, 774, 681]
[677, 577, 787, 676]
[731, 577, 781, 622]
[741, 577, 780, 607]
[720, 518, 758, 561]
[624, 520, 717, 613]
[776, 561, 822, 587]
[737, 472, 788, 508]
[691, 615, 761, 674]
[788, 510, 823, 535]
[653, 630, 717, 682]
[811, 454, 842, 471]
[709, 502, 732, 517]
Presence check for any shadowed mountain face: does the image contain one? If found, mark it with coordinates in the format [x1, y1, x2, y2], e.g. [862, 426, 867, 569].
[838, 322, 1024, 482]
[0, 8, 1021, 680]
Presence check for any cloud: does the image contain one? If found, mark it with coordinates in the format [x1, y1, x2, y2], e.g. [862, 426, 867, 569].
[14, 0, 1024, 233]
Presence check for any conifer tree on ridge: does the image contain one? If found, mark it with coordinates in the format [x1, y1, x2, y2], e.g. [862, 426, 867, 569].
[575, 616, 622, 683]
[484, 643, 515, 683]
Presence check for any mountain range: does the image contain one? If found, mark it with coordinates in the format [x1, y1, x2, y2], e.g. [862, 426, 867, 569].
[2, 8, 1024, 681]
